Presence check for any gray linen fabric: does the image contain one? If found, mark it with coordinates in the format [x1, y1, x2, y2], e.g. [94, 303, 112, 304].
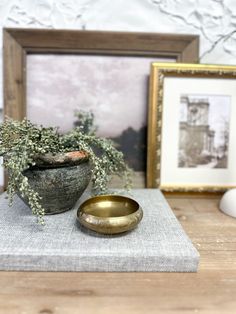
[0, 189, 199, 272]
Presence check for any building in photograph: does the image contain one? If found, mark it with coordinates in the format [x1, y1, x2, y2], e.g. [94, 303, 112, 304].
[179, 96, 215, 167]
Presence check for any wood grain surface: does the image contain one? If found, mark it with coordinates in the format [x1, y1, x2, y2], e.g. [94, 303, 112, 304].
[0, 196, 235, 314]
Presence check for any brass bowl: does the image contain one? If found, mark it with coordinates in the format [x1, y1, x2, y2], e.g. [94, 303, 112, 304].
[77, 195, 143, 234]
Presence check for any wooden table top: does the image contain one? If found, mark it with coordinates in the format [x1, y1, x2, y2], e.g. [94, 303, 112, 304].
[1, 196, 236, 314]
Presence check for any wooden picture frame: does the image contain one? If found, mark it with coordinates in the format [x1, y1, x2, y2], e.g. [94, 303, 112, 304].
[147, 63, 236, 193]
[3, 28, 199, 189]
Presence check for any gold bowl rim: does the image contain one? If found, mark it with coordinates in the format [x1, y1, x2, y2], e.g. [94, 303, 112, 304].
[77, 194, 141, 219]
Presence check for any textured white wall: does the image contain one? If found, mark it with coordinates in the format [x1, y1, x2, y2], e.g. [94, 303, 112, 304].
[0, 0, 236, 185]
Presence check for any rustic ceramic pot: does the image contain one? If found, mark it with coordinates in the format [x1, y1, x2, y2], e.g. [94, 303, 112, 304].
[20, 151, 91, 215]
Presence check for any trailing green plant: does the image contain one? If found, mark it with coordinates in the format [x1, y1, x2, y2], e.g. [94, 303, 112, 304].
[0, 118, 132, 224]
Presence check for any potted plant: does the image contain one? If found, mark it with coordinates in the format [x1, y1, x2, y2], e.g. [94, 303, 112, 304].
[0, 117, 131, 224]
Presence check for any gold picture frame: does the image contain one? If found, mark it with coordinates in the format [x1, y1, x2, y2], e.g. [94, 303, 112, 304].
[147, 63, 236, 192]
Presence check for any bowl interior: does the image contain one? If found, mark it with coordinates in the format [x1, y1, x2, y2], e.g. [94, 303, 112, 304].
[80, 195, 139, 218]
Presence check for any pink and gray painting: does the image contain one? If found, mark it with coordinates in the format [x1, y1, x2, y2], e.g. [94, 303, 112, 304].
[27, 54, 160, 136]
[27, 54, 171, 185]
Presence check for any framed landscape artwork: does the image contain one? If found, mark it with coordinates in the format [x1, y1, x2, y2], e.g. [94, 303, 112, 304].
[3, 28, 199, 189]
[147, 63, 236, 192]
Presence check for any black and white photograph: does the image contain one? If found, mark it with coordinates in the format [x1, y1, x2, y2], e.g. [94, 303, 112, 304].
[178, 94, 231, 169]
[148, 63, 236, 192]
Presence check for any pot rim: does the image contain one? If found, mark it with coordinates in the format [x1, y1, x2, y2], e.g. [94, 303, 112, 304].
[33, 150, 89, 169]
